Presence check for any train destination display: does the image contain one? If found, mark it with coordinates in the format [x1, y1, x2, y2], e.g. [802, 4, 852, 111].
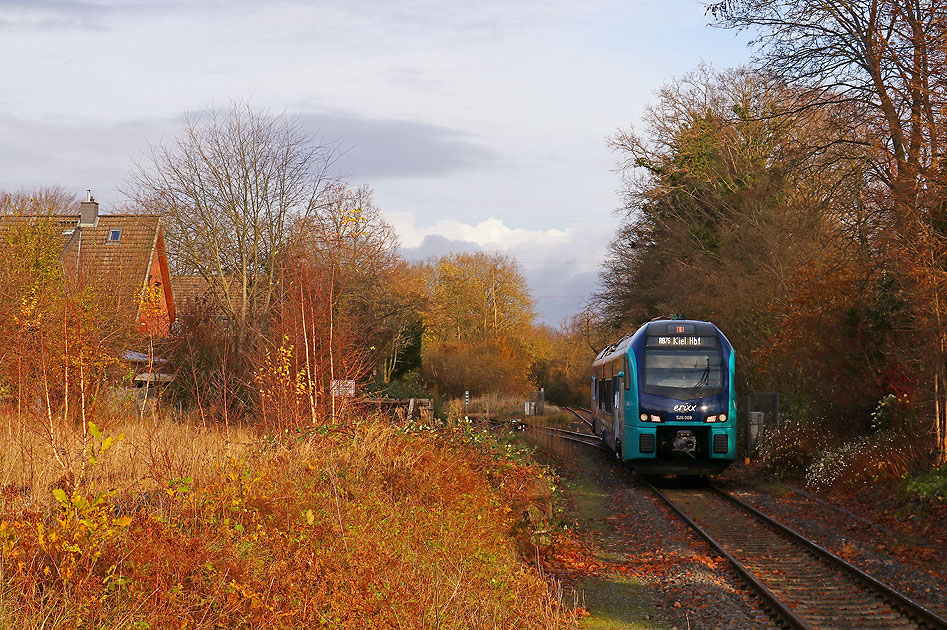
[647, 336, 718, 347]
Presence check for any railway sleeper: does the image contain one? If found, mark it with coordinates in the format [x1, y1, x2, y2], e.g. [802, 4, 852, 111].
[651, 485, 947, 630]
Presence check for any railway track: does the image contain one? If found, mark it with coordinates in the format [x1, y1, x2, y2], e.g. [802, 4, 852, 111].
[562, 406, 595, 431]
[523, 423, 604, 449]
[647, 481, 947, 630]
[488, 415, 605, 449]
[500, 407, 946, 628]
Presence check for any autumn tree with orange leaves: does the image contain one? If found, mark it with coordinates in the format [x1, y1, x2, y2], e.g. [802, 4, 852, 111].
[595, 63, 929, 459]
[420, 252, 536, 396]
[710, 0, 947, 462]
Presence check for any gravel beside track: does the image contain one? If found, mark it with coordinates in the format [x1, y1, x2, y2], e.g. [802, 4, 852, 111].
[715, 468, 947, 621]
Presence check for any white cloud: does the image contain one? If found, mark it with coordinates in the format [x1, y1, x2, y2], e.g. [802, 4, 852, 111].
[388, 213, 571, 250]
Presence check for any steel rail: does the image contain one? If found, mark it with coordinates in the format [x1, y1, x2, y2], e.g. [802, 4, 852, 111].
[549, 433, 607, 449]
[523, 424, 605, 449]
[492, 417, 607, 451]
[526, 425, 596, 440]
[488, 416, 597, 441]
[562, 406, 595, 431]
[713, 487, 947, 630]
[646, 479, 815, 630]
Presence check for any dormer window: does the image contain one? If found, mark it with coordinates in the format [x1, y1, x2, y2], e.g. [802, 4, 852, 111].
[107, 228, 122, 243]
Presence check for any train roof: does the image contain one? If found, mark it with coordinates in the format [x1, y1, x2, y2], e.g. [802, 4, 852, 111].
[592, 319, 722, 367]
[643, 319, 721, 336]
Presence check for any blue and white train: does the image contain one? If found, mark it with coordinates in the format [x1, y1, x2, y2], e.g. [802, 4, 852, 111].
[591, 319, 737, 475]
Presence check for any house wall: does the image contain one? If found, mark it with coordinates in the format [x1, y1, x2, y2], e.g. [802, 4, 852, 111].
[138, 243, 175, 337]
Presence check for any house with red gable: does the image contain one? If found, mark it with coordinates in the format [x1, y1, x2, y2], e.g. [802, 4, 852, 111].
[0, 192, 176, 337]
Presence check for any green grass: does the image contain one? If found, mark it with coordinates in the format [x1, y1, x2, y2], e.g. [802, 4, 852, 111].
[558, 451, 668, 629]
[576, 577, 665, 630]
[566, 471, 608, 525]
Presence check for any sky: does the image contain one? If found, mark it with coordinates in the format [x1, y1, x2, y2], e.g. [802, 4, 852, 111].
[0, 0, 753, 325]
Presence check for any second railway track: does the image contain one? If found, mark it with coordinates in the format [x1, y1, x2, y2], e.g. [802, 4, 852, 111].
[648, 481, 947, 630]
[522, 423, 604, 449]
[562, 406, 595, 431]
[488, 414, 605, 449]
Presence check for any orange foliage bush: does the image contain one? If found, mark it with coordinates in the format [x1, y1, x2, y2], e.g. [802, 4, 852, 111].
[757, 259, 908, 424]
[0, 415, 576, 629]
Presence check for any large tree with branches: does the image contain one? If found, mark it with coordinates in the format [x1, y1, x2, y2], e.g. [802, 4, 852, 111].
[710, 0, 947, 461]
[128, 102, 340, 348]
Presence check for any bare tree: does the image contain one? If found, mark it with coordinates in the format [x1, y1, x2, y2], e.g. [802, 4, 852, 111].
[0, 186, 79, 216]
[276, 184, 417, 420]
[127, 102, 341, 348]
[709, 0, 946, 201]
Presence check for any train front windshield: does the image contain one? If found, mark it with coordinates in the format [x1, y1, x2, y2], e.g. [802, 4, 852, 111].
[643, 339, 723, 399]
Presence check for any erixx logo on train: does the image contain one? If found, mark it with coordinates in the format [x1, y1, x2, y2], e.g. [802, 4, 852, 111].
[673, 404, 697, 412]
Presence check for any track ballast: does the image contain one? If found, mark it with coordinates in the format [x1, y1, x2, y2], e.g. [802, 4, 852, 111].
[648, 482, 947, 630]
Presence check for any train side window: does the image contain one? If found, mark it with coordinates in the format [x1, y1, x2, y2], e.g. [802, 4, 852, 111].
[624, 356, 631, 390]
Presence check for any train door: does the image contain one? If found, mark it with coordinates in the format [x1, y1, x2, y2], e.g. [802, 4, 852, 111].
[590, 376, 597, 431]
[612, 374, 622, 448]
[596, 370, 607, 433]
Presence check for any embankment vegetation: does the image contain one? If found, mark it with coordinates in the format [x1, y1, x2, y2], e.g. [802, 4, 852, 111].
[0, 409, 574, 627]
[0, 106, 582, 628]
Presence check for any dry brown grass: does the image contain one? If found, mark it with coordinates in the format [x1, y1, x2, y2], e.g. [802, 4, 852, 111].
[0, 404, 257, 513]
[0, 406, 578, 629]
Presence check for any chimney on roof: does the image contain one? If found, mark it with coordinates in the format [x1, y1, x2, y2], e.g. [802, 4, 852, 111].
[79, 190, 99, 227]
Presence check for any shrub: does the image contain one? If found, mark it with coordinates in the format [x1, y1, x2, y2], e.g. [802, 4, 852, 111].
[804, 431, 916, 491]
[369, 369, 431, 400]
[754, 419, 825, 475]
[906, 465, 947, 501]
[868, 394, 898, 433]
[0, 411, 576, 629]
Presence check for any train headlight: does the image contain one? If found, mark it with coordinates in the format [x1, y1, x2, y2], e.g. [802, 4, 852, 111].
[649, 414, 661, 423]
[640, 413, 648, 421]
[705, 414, 727, 423]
